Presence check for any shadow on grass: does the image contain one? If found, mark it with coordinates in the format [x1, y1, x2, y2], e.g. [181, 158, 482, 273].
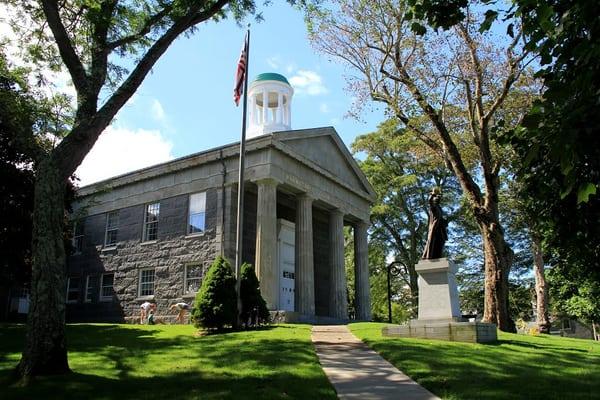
[2, 371, 335, 400]
[0, 324, 335, 400]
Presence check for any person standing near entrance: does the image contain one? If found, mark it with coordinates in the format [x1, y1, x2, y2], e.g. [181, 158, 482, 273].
[170, 302, 190, 324]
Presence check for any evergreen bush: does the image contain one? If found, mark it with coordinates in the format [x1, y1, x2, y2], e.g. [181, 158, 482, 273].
[191, 256, 237, 331]
[240, 263, 270, 327]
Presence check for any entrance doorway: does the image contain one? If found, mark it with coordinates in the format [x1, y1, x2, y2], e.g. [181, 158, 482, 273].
[277, 219, 295, 311]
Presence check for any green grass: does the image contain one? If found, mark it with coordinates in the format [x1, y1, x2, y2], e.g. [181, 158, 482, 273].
[349, 322, 600, 400]
[0, 323, 336, 400]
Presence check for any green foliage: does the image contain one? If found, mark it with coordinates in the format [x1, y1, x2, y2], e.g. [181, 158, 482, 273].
[405, 0, 468, 32]
[191, 256, 237, 331]
[239, 263, 270, 327]
[0, 52, 73, 286]
[549, 268, 600, 324]
[508, 0, 600, 296]
[365, 239, 412, 324]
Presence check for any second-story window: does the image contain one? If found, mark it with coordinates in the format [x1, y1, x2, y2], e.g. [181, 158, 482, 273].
[72, 220, 84, 254]
[105, 211, 119, 247]
[143, 202, 160, 242]
[188, 192, 206, 234]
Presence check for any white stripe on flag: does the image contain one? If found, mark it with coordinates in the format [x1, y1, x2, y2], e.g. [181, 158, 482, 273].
[234, 35, 248, 106]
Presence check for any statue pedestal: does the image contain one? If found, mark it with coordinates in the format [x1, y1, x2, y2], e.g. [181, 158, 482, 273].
[416, 258, 461, 321]
[382, 258, 497, 343]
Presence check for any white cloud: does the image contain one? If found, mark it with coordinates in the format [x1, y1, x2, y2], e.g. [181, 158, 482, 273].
[266, 56, 281, 69]
[289, 70, 328, 96]
[285, 64, 296, 74]
[151, 99, 166, 122]
[75, 126, 174, 186]
[319, 103, 330, 113]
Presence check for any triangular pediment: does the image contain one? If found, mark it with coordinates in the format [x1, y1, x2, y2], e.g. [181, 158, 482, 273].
[273, 127, 376, 201]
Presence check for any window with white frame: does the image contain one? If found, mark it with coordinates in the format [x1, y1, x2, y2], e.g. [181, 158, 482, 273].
[184, 263, 203, 294]
[139, 269, 155, 297]
[66, 277, 80, 303]
[104, 211, 119, 246]
[100, 273, 114, 301]
[188, 192, 206, 234]
[143, 202, 160, 242]
[72, 220, 84, 253]
[84, 275, 96, 303]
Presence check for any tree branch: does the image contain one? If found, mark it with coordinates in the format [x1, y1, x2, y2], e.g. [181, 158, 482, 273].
[52, 0, 231, 178]
[40, 0, 87, 93]
[107, 5, 174, 50]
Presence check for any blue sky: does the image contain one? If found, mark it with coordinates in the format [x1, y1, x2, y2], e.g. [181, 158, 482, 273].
[74, 2, 385, 185]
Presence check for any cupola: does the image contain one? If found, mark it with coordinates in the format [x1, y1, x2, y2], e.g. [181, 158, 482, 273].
[247, 73, 293, 137]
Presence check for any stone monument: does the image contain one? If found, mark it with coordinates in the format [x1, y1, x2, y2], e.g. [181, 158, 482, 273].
[382, 189, 497, 343]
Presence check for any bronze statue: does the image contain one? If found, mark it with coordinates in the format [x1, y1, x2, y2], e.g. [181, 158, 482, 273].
[422, 188, 448, 259]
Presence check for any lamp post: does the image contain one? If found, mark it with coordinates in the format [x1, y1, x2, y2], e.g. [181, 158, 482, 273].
[387, 259, 404, 323]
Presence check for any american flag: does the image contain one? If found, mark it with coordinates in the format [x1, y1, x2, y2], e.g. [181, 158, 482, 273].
[233, 34, 248, 106]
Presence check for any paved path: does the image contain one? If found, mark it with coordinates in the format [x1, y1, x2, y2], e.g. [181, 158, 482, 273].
[312, 325, 440, 400]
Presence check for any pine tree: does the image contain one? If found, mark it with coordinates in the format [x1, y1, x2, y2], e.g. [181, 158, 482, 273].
[191, 256, 237, 331]
[240, 263, 270, 328]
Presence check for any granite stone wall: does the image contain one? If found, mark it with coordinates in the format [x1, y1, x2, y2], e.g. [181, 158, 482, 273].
[66, 189, 219, 322]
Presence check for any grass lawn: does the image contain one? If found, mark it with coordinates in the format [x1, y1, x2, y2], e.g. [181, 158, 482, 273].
[0, 323, 336, 400]
[350, 322, 600, 400]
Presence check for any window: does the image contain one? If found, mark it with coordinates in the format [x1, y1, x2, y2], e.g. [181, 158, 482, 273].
[143, 202, 160, 242]
[188, 192, 206, 234]
[100, 273, 114, 301]
[139, 269, 155, 297]
[105, 211, 119, 246]
[184, 264, 203, 294]
[72, 220, 84, 253]
[84, 275, 96, 303]
[66, 277, 79, 303]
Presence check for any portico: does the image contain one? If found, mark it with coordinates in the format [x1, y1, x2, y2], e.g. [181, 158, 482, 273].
[222, 127, 375, 321]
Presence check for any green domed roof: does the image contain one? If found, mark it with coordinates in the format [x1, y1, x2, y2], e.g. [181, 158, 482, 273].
[253, 72, 289, 85]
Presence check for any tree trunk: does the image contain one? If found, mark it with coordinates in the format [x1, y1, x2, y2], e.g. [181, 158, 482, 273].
[480, 219, 516, 332]
[18, 160, 70, 379]
[532, 235, 550, 334]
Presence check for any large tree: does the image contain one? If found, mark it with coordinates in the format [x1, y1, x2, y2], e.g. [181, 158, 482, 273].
[0, 52, 71, 297]
[3, 0, 313, 380]
[352, 119, 458, 315]
[308, 0, 537, 331]
[407, 0, 600, 334]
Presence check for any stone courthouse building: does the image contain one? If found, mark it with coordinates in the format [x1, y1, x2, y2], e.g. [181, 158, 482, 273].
[66, 73, 375, 323]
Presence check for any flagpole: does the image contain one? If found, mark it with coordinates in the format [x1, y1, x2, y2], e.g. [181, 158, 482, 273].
[235, 27, 250, 328]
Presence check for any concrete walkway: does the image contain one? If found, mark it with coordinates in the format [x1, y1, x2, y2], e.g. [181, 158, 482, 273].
[312, 325, 440, 400]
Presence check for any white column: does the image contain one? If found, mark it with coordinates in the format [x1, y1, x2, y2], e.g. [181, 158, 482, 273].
[295, 194, 315, 316]
[277, 93, 283, 124]
[255, 178, 278, 310]
[329, 209, 347, 319]
[354, 221, 371, 320]
[262, 90, 268, 125]
[249, 95, 255, 126]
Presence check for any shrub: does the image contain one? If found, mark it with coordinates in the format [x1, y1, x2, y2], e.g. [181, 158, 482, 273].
[240, 263, 270, 328]
[191, 256, 237, 331]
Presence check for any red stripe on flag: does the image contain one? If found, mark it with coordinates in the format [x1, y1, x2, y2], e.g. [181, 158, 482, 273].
[234, 36, 248, 106]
